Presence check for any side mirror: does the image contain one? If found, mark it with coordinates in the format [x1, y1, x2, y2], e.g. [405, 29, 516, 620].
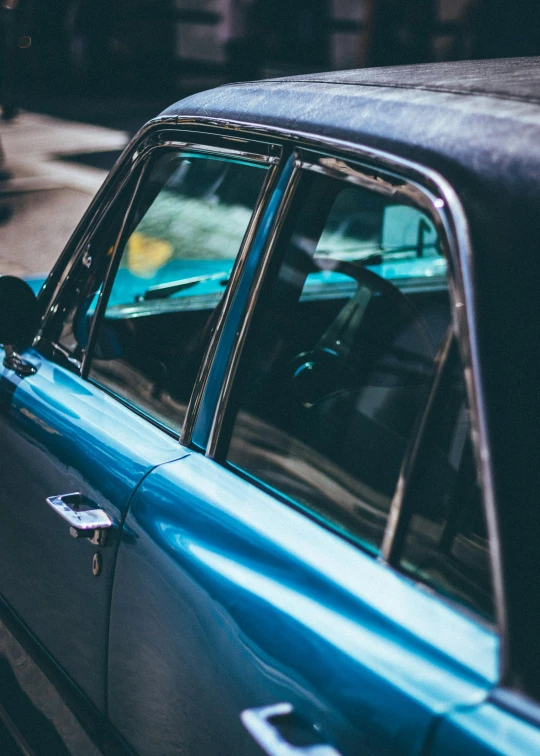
[0, 275, 39, 376]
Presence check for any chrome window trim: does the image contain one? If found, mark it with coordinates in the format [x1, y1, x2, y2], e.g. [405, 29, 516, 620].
[35, 116, 177, 333]
[180, 160, 281, 446]
[381, 329, 453, 562]
[43, 130, 281, 438]
[38, 121, 278, 351]
[204, 157, 301, 456]
[80, 156, 151, 378]
[178, 115, 502, 649]
[136, 140, 278, 165]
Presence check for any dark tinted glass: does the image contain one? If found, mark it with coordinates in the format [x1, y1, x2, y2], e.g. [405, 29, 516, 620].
[227, 169, 451, 553]
[400, 344, 493, 620]
[89, 151, 268, 432]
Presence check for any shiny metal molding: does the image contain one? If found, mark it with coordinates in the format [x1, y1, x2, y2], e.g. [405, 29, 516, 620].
[381, 330, 454, 564]
[80, 157, 151, 379]
[205, 157, 301, 457]
[241, 702, 342, 756]
[180, 161, 281, 447]
[46, 493, 113, 531]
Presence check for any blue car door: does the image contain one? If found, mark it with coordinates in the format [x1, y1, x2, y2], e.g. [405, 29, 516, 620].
[106, 150, 500, 755]
[429, 700, 540, 756]
[0, 129, 277, 754]
[107, 450, 496, 756]
[0, 352, 186, 751]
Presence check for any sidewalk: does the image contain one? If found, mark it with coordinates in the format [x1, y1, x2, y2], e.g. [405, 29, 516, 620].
[0, 112, 129, 279]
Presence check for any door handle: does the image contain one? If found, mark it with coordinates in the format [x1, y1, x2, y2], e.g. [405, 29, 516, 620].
[241, 703, 342, 756]
[46, 492, 113, 543]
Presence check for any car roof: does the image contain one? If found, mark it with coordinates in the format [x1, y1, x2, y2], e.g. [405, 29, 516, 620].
[162, 57, 540, 187]
[262, 56, 540, 103]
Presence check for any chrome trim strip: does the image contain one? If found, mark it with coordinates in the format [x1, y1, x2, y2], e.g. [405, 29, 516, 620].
[381, 330, 453, 563]
[81, 157, 150, 377]
[181, 115, 502, 649]
[35, 115, 178, 329]
[50, 134, 278, 378]
[145, 140, 277, 164]
[180, 162, 280, 447]
[205, 161, 302, 458]
[489, 687, 540, 730]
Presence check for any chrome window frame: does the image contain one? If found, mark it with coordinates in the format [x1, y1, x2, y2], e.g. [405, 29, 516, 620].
[173, 116, 502, 644]
[37, 122, 281, 439]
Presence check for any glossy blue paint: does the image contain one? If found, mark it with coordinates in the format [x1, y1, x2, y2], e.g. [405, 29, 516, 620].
[431, 700, 540, 755]
[0, 347, 186, 714]
[192, 153, 296, 449]
[108, 453, 498, 756]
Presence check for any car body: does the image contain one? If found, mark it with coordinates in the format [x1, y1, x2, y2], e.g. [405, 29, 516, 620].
[1, 57, 540, 756]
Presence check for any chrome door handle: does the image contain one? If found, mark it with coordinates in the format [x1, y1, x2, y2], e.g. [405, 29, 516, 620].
[241, 703, 342, 756]
[46, 492, 113, 543]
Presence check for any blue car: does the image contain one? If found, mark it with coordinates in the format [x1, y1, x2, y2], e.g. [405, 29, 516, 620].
[1, 57, 539, 756]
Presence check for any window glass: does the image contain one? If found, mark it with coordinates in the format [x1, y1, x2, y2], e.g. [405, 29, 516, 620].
[226, 169, 451, 553]
[89, 150, 268, 433]
[400, 343, 493, 620]
[48, 194, 131, 363]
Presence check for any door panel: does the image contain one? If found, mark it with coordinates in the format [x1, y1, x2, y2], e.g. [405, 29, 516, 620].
[0, 348, 186, 723]
[430, 700, 540, 755]
[108, 453, 497, 756]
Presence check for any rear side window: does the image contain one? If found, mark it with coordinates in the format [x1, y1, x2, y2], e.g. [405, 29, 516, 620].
[399, 343, 493, 620]
[226, 167, 451, 553]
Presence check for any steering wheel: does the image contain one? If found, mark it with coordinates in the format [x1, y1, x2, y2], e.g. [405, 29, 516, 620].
[288, 255, 433, 408]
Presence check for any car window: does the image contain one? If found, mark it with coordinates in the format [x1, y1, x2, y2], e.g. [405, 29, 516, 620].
[46, 187, 134, 365]
[225, 167, 451, 553]
[399, 342, 494, 621]
[87, 150, 269, 433]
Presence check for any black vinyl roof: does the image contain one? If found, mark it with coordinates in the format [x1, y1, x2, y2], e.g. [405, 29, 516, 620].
[262, 56, 540, 104]
[162, 57, 540, 198]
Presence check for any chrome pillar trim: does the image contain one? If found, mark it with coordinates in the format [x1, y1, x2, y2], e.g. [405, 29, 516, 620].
[81, 158, 151, 378]
[34, 122, 180, 332]
[180, 162, 281, 447]
[177, 115, 502, 648]
[141, 140, 278, 164]
[36, 162, 135, 345]
[205, 161, 302, 459]
[297, 153, 446, 227]
[381, 330, 453, 563]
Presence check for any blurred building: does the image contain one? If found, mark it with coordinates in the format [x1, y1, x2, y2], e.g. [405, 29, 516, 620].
[8, 0, 540, 104]
[174, 0, 476, 87]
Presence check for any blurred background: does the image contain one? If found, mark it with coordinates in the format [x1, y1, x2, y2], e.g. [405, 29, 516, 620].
[1, 0, 540, 278]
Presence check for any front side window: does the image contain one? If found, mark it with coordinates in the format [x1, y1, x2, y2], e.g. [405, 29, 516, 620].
[225, 166, 451, 553]
[87, 150, 269, 433]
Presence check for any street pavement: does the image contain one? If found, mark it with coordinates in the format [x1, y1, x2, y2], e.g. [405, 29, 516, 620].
[0, 112, 130, 279]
